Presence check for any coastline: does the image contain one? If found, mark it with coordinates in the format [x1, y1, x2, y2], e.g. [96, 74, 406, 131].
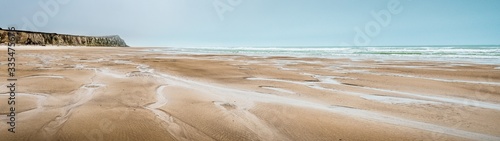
[0, 46, 499, 140]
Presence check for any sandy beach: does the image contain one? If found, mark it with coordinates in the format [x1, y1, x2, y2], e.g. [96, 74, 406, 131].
[0, 46, 499, 141]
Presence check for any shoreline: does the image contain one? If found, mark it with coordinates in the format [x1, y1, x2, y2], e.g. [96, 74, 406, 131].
[5, 45, 498, 65]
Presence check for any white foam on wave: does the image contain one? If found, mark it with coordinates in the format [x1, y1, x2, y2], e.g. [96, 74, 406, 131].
[162, 46, 500, 64]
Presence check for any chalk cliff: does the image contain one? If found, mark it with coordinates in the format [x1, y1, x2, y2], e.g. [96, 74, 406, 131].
[0, 29, 128, 47]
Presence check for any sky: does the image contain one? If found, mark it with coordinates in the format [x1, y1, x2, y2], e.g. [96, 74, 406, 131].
[1, 0, 499, 47]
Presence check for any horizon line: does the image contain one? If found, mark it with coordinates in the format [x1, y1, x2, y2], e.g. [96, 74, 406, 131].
[133, 44, 500, 48]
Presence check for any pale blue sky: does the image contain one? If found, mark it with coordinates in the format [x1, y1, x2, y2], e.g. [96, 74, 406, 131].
[1, 0, 499, 47]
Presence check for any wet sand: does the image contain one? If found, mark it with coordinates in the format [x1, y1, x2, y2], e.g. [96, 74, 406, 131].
[0, 46, 499, 141]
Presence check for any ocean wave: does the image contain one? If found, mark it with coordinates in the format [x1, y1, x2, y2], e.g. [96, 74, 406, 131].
[158, 46, 500, 64]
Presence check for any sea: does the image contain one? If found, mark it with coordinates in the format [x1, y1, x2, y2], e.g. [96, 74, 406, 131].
[150, 45, 500, 65]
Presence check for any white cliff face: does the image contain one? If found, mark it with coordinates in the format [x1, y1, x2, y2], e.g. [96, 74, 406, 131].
[0, 29, 128, 47]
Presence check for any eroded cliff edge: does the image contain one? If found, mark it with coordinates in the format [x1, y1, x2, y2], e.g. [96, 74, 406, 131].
[0, 29, 128, 47]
